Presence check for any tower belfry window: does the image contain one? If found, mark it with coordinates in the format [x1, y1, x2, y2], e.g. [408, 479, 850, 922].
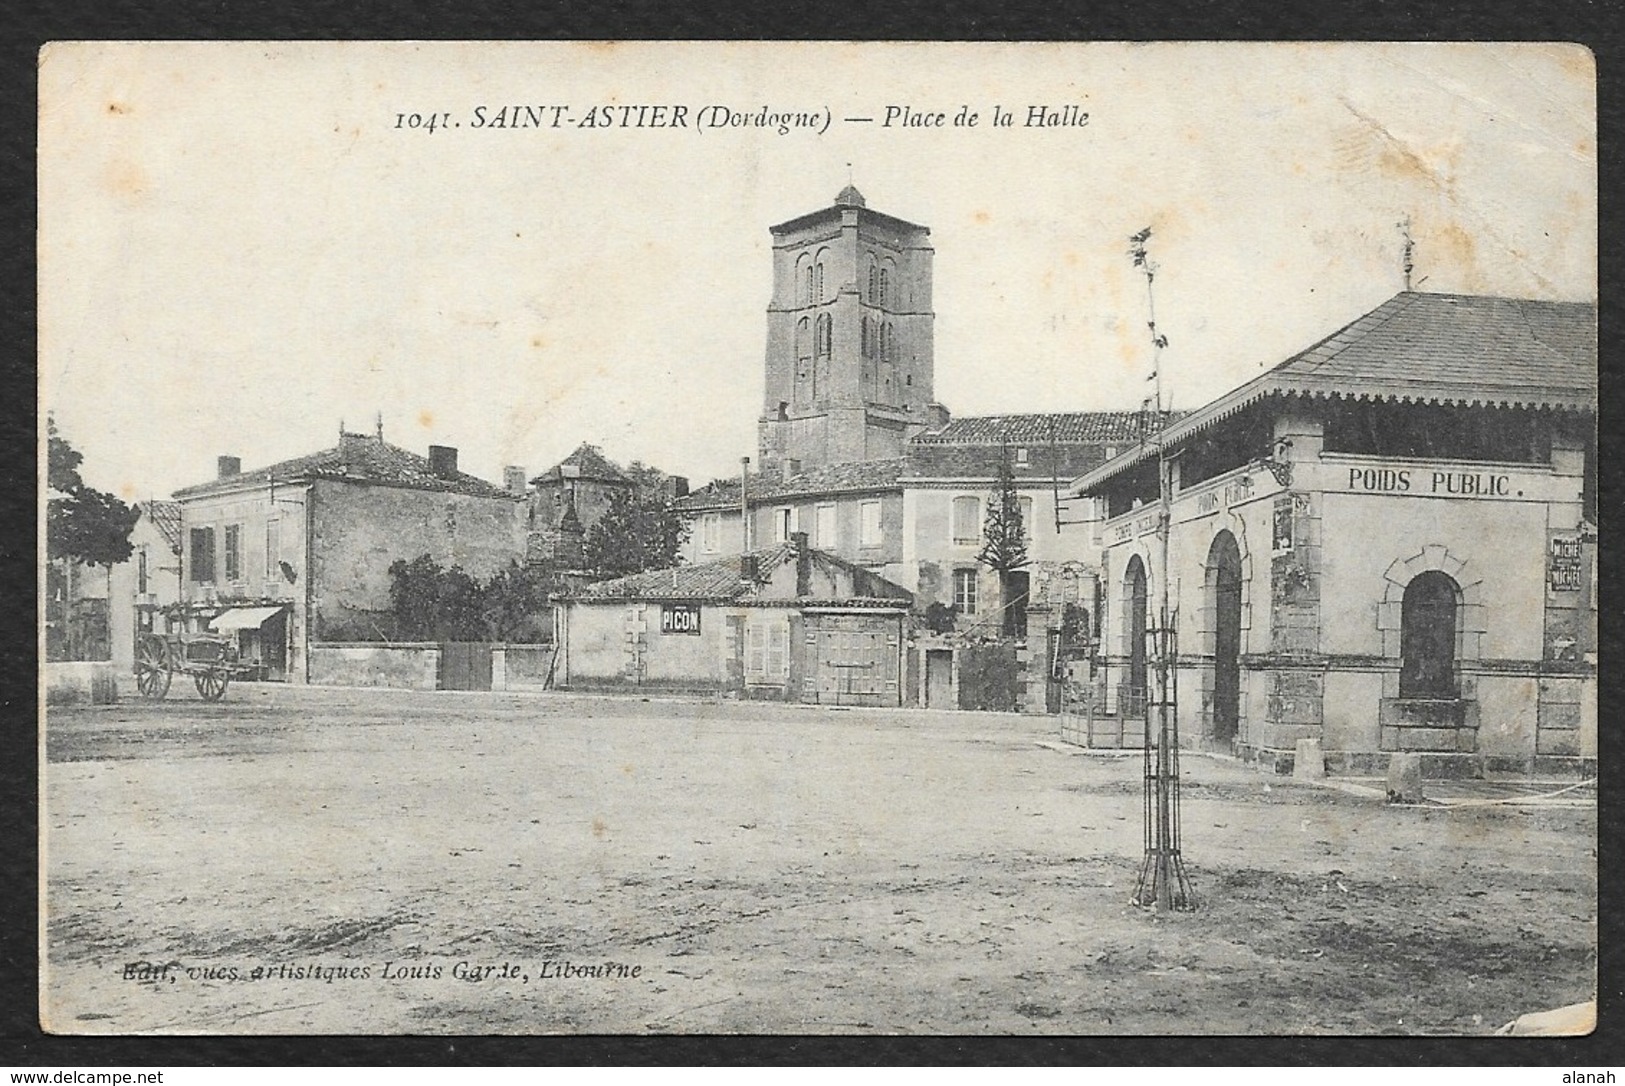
[816, 313, 832, 357]
[803, 263, 814, 306]
[879, 267, 890, 308]
[867, 260, 878, 304]
[815, 261, 825, 302]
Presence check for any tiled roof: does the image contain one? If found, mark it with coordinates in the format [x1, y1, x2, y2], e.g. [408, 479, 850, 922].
[905, 412, 1182, 482]
[580, 546, 791, 601]
[675, 458, 906, 512]
[531, 443, 630, 486]
[172, 433, 516, 501]
[575, 543, 914, 604]
[138, 500, 183, 553]
[1075, 292, 1598, 492]
[913, 411, 1178, 446]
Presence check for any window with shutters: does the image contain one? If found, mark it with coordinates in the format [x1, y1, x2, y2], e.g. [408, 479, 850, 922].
[774, 506, 793, 543]
[746, 618, 790, 683]
[223, 524, 242, 583]
[137, 547, 149, 594]
[951, 495, 980, 545]
[189, 527, 216, 583]
[265, 518, 281, 580]
[860, 501, 883, 547]
[816, 503, 837, 549]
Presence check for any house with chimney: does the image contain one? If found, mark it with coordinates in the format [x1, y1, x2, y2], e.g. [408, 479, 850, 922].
[169, 427, 527, 683]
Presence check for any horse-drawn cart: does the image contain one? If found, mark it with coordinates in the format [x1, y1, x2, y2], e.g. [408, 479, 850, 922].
[134, 631, 250, 701]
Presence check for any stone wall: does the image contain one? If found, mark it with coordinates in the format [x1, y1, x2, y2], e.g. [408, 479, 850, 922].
[308, 642, 440, 689]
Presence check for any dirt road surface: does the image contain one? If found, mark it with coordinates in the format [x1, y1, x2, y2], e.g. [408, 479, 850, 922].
[43, 686, 1595, 1035]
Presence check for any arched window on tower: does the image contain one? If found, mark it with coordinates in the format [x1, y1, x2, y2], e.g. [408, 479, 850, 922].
[803, 262, 815, 307]
[879, 267, 890, 308]
[867, 258, 878, 304]
[795, 317, 812, 395]
[1399, 571, 1460, 699]
[816, 313, 832, 358]
[860, 315, 870, 359]
[814, 261, 825, 303]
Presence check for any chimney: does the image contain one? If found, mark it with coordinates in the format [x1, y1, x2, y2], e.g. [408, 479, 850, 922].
[217, 455, 241, 479]
[504, 466, 527, 495]
[428, 445, 458, 477]
[667, 475, 689, 500]
[791, 531, 811, 596]
[781, 458, 801, 483]
[739, 554, 759, 583]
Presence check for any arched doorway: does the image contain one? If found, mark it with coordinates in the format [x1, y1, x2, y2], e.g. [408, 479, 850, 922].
[1207, 531, 1243, 744]
[1124, 555, 1148, 716]
[1400, 571, 1460, 698]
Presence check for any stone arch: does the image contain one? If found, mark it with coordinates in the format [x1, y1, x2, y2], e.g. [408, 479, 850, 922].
[1376, 544, 1485, 663]
[1192, 511, 1256, 656]
[1122, 551, 1150, 710]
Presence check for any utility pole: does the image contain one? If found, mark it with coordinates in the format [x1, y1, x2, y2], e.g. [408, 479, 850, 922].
[1127, 226, 1196, 912]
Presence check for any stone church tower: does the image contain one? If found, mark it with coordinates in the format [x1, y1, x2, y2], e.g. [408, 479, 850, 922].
[757, 185, 944, 474]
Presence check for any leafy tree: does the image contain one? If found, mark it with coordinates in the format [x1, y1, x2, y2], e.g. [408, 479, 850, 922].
[479, 560, 557, 642]
[47, 418, 139, 568]
[977, 446, 1029, 638]
[387, 555, 483, 641]
[584, 486, 688, 578]
[388, 555, 559, 643]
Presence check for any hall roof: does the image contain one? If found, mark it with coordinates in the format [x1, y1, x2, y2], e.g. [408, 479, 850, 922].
[1073, 291, 1597, 493]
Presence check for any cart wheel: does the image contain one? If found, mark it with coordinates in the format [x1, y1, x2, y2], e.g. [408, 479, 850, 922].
[194, 669, 229, 702]
[135, 636, 171, 700]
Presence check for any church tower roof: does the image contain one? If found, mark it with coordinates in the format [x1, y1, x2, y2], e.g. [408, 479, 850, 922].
[833, 184, 867, 209]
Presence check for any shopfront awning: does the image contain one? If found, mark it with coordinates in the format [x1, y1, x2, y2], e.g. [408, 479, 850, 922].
[209, 606, 286, 632]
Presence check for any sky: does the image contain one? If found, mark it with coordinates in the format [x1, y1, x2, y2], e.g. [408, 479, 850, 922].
[39, 42, 1596, 499]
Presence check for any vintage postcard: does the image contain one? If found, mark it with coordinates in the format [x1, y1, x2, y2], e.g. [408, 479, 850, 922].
[39, 42, 1596, 1035]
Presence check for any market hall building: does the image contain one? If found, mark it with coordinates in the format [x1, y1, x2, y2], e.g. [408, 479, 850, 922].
[1072, 292, 1596, 776]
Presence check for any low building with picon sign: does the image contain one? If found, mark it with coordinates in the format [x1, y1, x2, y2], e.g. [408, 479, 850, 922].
[1071, 291, 1596, 777]
[553, 532, 913, 705]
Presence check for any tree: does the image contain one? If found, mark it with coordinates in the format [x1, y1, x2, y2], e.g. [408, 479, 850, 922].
[47, 418, 139, 568]
[479, 560, 557, 643]
[584, 486, 688, 579]
[388, 555, 559, 643]
[387, 555, 484, 641]
[977, 445, 1029, 637]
